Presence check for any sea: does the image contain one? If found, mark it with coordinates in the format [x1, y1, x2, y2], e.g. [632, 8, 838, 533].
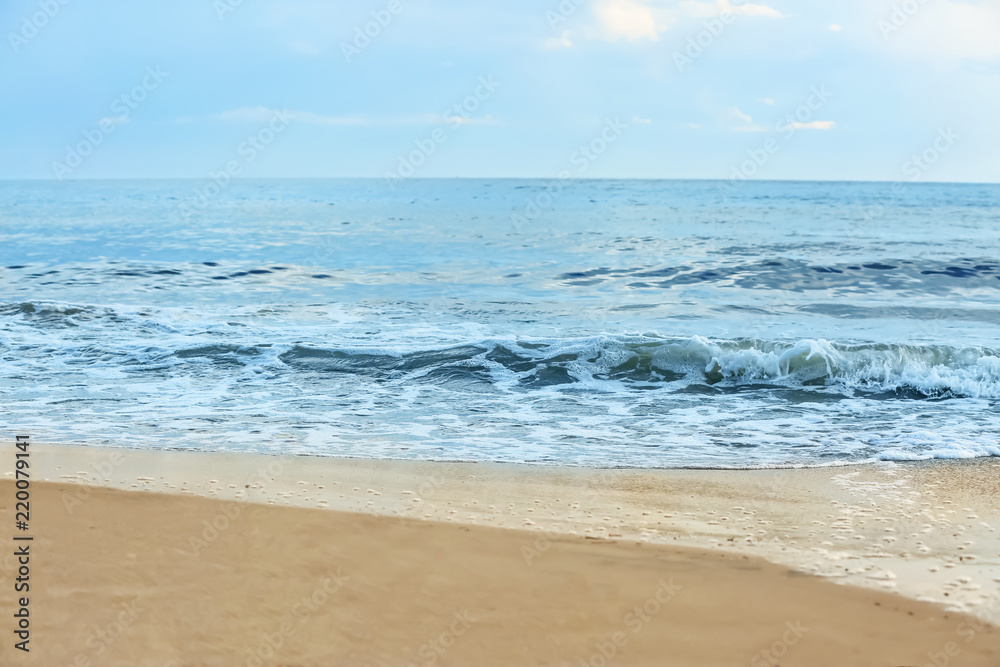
[2, 179, 999, 468]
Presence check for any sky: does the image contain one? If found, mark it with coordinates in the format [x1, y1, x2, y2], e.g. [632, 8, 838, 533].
[1, 0, 998, 182]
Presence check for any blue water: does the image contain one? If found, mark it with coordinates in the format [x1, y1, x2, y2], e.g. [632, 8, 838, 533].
[2, 179, 999, 467]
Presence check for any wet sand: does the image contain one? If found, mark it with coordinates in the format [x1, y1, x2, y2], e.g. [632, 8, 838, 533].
[1, 444, 999, 665]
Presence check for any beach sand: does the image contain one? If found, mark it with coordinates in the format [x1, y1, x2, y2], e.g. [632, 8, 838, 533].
[2, 444, 999, 665]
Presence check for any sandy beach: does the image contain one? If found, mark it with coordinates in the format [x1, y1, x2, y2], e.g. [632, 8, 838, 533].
[1, 444, 998, 666]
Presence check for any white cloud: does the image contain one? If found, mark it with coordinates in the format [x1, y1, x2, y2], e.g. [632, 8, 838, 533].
[594, 0, 663, 42]
[680, 0, 783, 19]
[542, 30, 574, 50]
[721, 0, 783, 18]
[214, 107, 283, 123]
[632, 116, 652, 123]
[584, 0, 782, 45]
[732, 0, 785, 19]
[289, 40, 321, 55]
[788, 120, 836, 130]
[292, 111, 383, 125]
[723, 106, 766, 131]
[213, 108, 462, 126]
[730, 107, 753, 124]
[677, 0, 720, 19]
[829, 23, 842, 32]
[444, 114, 499, 126]
[213, 107, 303, 124]
[761, 97, 775, 105]
[883, 0, 1000, 61]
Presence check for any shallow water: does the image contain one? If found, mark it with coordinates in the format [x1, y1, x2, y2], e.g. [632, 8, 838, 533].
[2, 179, 999, 467]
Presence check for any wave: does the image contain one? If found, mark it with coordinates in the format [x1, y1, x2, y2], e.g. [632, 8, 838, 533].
[277, 336, 1000, 399]
[4, 301, 999, 399]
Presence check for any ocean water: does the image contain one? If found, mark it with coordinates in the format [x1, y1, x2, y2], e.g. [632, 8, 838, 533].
[2, 179, 999, 468]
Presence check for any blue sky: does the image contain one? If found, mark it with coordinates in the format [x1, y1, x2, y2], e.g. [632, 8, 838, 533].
[1, 0, 998, 181]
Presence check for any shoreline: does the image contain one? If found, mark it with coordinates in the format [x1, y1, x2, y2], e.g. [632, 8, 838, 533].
[3, 442, 999, 664]
[17, 443, 1000, 612]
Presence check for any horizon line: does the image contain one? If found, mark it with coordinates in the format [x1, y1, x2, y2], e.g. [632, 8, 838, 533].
[2, 177, 999, 186]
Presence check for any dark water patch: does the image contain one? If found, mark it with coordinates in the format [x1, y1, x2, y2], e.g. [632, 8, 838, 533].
[778, 389, 847, 403]
[520, 366, 575, 387]
[610, 303, 658, 311]
[2, 302, 87, 318]
[675, 384, 724, 395]
[554, 258, 1000, 294]
[486, 345, 536, 372]
[921, 267, 979, 278]
[174, 344, 263, 359]
[865, 387, 953, 400]
[798, 303, 1000, 324]
[633, 267, 680, 278]
[557, 268, 613, 280]
[418, 365, 494, 387]
[593, 354, 684, 383]
[278, 344, 487, 377]
[398, 345, 486, 371]
[279, 347, 399, 374]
